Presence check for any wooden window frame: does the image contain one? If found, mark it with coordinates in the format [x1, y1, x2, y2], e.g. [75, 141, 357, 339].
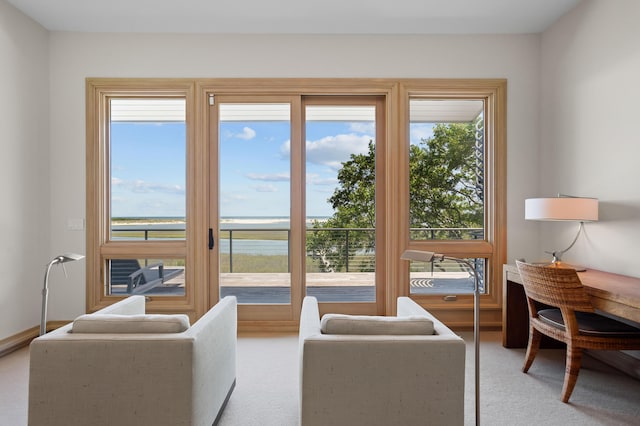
[85, 79, 201, 319]
[86, 78, 506, 329]
[396, 79, 507, 329]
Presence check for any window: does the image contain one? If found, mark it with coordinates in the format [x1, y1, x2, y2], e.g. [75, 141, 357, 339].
[304, 100, 383, 304]
[86, 80, 196, 314]
[399, 81, 506, 325]
[87, 78, 505, 326]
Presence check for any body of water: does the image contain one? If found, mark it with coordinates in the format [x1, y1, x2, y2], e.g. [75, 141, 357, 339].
[113, 216, 329, 231]
[220, 216, 328, 230]
[112, 216, 328, 256]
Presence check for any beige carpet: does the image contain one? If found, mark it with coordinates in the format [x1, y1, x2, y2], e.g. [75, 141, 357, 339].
[2, 331, 640, 426]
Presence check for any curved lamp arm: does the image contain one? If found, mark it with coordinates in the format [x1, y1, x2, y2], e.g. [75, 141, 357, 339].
[545, 221, 585, 263]
[40, 253, 85, 336]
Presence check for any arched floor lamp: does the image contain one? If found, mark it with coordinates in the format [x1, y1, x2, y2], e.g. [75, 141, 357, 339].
[401, 249, 481, 426]
[40, 253, 85, 336]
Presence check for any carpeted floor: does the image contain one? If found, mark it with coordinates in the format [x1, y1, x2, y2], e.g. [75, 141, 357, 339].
[2, 331, 640, 425]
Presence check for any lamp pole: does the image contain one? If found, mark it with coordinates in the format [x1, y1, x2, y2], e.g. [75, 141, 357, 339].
[446, 256, 481, 426]
[40, 254, 85, 336]
[401, 250, 481, 426]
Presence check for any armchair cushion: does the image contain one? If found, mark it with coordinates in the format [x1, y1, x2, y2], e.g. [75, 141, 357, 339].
[72, 313, 190, 334]
[320, 313, 434, 335]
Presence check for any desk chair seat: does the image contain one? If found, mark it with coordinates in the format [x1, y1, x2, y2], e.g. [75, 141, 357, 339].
[538, 309, 640, 338]
[515, 261, 640, 403]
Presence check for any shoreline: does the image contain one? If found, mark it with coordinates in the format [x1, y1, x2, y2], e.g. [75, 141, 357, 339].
[113, 216, 329, 226]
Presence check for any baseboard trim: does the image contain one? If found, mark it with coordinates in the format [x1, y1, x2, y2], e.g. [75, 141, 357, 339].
[0, 327, 38, 358]
[0, 321, 71, 358]
[587, 350, 640, 381]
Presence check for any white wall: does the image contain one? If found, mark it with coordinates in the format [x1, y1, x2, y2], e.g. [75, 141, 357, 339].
[3, 0, 638, 346]
[45, 32, 542, 321]
[0, 0, 50, 339]
[540, 0, 640, 276]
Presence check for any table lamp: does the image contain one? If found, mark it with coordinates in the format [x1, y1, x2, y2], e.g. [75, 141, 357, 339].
[525, 195, 598, 268]
[40, 253, 85, 335]
[401, 249, 481, 426]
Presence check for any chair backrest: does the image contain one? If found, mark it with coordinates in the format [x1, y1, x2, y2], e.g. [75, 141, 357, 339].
[515, 261, 595, 313]
[110, 259, 142, 284]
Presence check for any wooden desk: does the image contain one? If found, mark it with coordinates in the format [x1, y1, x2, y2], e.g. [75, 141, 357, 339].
[502, 264, 640, 348]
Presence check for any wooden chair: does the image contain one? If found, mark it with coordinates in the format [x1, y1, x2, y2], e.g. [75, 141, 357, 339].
[110, 259, 183, 294]
[515, 261, 640, 402]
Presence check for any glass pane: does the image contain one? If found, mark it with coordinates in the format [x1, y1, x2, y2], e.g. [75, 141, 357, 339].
[305, 105, 376, 302]
[109, 98, 186, 239]
[107, 258, 185, 296]
[409, 99, 484, 241]
[408, 257, 485, 296]
[218, 103, 291, 304]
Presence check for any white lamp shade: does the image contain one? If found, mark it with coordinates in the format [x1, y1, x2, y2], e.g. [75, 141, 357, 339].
[525, 197, 598, 222]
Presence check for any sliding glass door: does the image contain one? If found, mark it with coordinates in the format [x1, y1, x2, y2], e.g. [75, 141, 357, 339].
[304, 97, 384, 309]
[209, 95, 385, 319]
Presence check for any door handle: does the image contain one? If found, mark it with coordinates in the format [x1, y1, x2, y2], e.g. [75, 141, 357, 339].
[208, 228, 215, 250]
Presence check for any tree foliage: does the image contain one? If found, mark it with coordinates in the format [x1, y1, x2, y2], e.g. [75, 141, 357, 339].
[410, 122, 483, 235]
[307, 122, 483, 272]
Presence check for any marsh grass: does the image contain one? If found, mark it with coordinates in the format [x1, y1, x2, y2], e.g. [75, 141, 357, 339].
[220, 253, 289, 273]
[110, 218, 375, 273]
[111, 218, 289, 241]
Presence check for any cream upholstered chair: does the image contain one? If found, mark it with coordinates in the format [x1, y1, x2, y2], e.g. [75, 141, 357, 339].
[28, 296, 237, 426]
[515, 261, 640, 402]
[299, 296, 465, 426]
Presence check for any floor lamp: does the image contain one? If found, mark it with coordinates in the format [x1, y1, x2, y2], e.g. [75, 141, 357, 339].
[401, 249, 481, 426]
[40, 253, 85, 336]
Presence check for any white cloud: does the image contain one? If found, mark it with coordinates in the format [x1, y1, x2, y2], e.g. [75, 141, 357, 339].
[306, 173, 338, 186]
[131, 180, 184, 194]
[280, 134, 371, 171]
[245, 172, 290, 182]
[222, 193, 248, 202]
[307, 134, 371, 170]
[112, 178, 185, 195]
[349, 122, 375, 134]
[252, 184, 278, 193]
[235, 127, 256, 140]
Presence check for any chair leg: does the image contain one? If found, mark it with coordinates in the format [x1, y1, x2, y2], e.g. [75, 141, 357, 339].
[561, 345, 583, 403]
[522, 327, 542, 373]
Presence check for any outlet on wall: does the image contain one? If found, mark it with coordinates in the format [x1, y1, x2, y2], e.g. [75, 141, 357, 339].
[67, 218, 85, 230]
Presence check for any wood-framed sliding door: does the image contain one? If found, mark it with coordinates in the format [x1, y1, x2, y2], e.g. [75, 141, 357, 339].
[205, 91, 389, 325]
[207, 95, 303, 324]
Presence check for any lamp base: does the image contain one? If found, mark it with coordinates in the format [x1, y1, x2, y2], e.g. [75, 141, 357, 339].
[550, 261, 586, 272]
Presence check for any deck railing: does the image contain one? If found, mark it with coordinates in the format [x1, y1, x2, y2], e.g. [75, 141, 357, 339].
[111, 224, 483, 274]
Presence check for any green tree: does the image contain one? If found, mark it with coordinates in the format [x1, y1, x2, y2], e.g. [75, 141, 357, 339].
[307, 122, 483, 272]
[307, 141, 377, 273]
[409, 122, 483, 239]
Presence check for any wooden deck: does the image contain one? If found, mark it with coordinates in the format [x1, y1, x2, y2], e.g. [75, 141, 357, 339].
[117, 271, 476, 302]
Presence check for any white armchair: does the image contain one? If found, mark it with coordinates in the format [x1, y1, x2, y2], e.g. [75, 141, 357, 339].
[28, 296, 237, 426]
[299, 296, 465, 426]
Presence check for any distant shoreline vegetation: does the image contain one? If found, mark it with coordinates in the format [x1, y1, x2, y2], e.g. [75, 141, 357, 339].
[112, 217, 186, 224]
[111, 216, 330, 225]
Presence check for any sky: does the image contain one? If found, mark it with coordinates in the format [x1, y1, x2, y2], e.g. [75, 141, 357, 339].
[110, 113, 434, 219]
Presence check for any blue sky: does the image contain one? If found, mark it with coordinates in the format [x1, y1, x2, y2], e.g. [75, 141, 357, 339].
[110, 118, 434, 219]
[111, 122, 186, 218]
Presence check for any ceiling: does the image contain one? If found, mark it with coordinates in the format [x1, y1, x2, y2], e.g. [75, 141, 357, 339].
[7, 0, 581, 34]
